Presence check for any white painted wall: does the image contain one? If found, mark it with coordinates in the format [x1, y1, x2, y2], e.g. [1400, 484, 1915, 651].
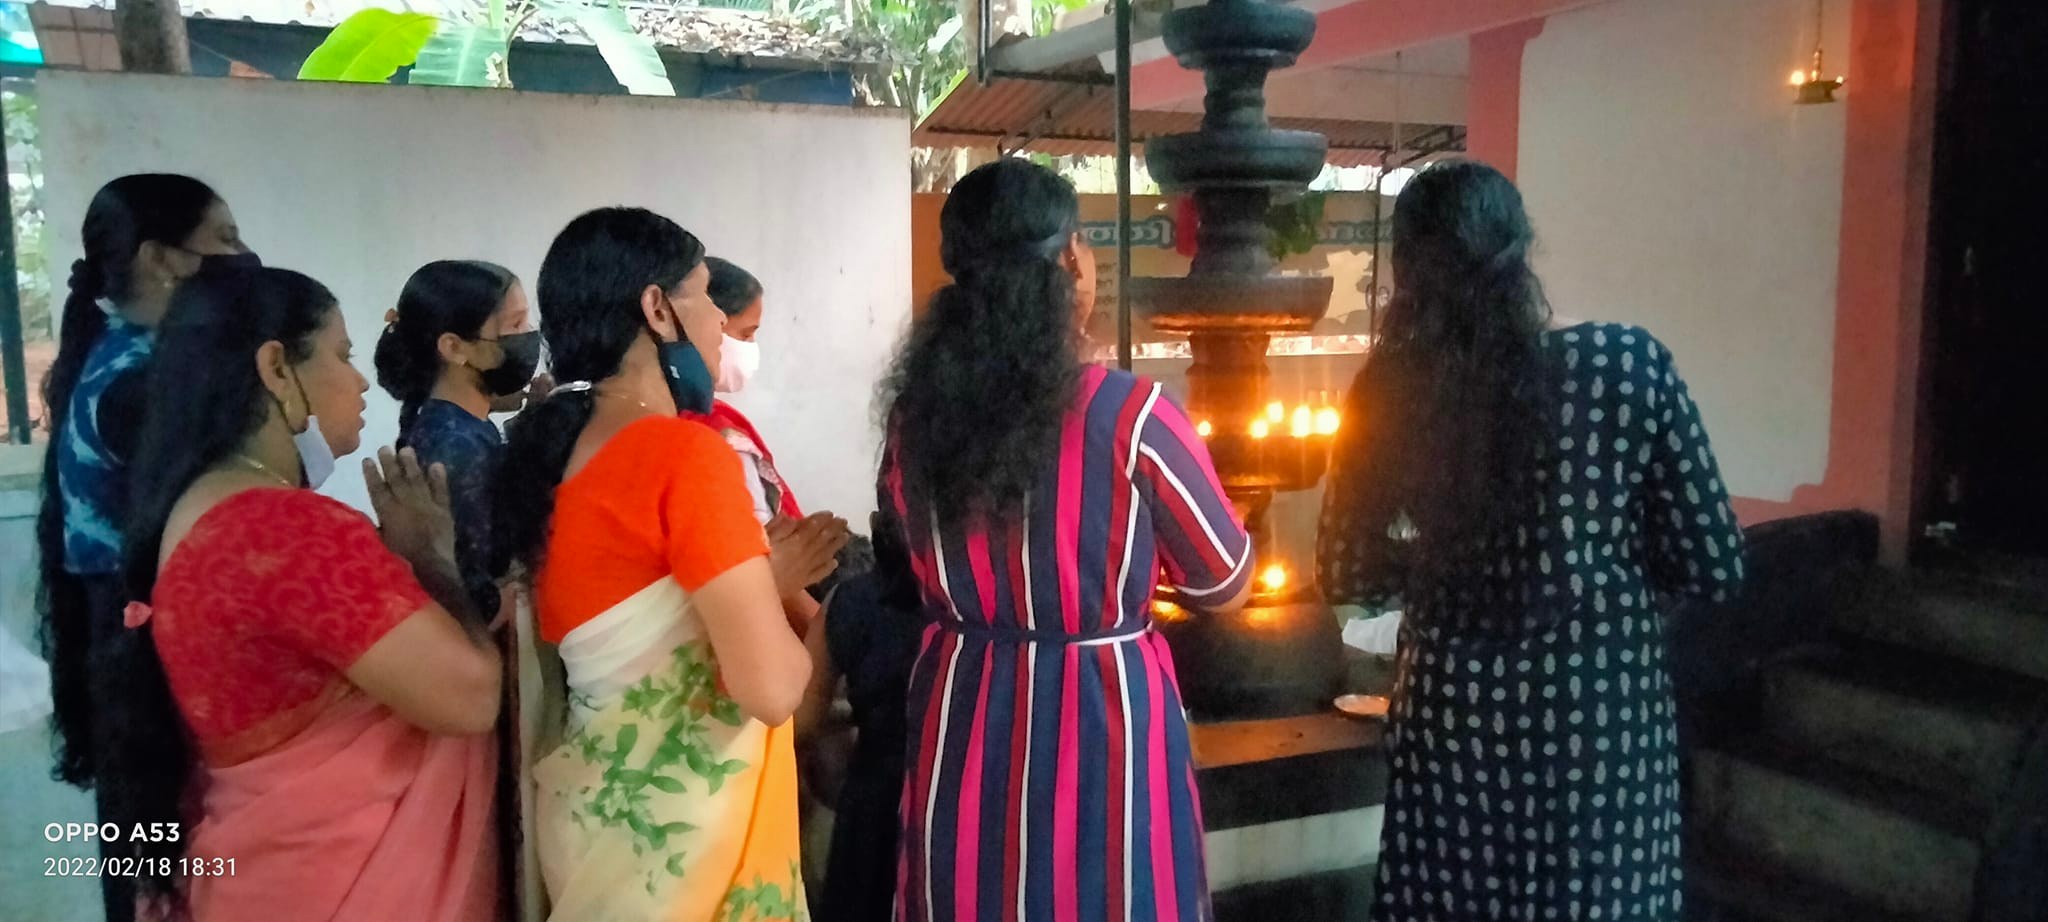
[38, 73, 911, 523]
[1516, 0, 1849, 501]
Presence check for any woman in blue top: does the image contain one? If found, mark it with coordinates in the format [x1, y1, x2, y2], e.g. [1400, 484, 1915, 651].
[375, 259, 542, 915]
[35, 172, 248, 922]
[373, 260, 541, 621]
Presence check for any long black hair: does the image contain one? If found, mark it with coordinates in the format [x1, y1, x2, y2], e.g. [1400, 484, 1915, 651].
[705, 256, 762, 319]
[493, 208, 703, 575]
[878, 158, 1083, 523]
[373, 259, 518, 441]
[36, 173, 220, 786]
[109, 266, 337, 901]
[1328, 159, 1555, 600]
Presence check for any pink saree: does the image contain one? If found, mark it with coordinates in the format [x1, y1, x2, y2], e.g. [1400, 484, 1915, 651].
[180, 693, 499, 922]
[145, 490, 504, 922]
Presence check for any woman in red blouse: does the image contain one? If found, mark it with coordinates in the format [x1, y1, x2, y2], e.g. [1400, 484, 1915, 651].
[103, 264, 503, 921]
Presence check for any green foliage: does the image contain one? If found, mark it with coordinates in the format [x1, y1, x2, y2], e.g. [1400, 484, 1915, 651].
[4, 84, 47, 342]
[1031, 0, 1094, 40]
[554, 0, 675, 96]
[300, 1, 672, 95]
[798, 0, 960, 116]
[800, 0, 1096, 121]
[296, 9, 441, 83]
[1266, 191, 1327, 261]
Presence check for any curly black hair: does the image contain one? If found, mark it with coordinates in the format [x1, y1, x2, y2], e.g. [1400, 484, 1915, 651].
[1326, 159, 1557, 598]
[878, 158, 1084, 524]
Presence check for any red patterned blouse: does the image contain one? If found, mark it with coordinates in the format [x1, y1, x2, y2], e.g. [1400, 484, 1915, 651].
[151, 488, 429, 765]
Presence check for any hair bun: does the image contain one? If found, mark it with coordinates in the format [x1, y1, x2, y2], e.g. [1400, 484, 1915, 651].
[372, 320, 434, 400]
[66, 259, 101, 299]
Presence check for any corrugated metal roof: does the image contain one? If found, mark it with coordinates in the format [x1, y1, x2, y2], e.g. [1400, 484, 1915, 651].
[915, 67, 1464, 168]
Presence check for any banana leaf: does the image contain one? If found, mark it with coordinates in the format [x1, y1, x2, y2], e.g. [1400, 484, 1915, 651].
[544, 0, 674, 96]
[297, 9, 440, 83]
[411, 21, 512, 88]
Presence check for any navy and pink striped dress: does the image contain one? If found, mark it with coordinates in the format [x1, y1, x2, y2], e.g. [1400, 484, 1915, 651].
[880, 364, 1253, 922]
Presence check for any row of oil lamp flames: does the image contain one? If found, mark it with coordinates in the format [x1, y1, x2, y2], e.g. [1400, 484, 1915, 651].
[1195, 398, 1342, 441]
[1154, 560, 1293, 619]
[1159, 562, 1291, 606]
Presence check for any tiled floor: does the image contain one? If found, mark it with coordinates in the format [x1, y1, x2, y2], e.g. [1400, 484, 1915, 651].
[2, 498, 100, 922]
[0, 730, 99, 922]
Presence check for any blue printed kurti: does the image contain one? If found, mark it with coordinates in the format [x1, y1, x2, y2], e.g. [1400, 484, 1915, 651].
[56, 314, 153, 576]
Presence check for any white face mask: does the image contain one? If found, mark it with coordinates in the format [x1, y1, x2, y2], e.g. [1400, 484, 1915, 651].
[715, 334, 762, 394]
[294, 413, 337, 490]
[280, 368, 337, 490]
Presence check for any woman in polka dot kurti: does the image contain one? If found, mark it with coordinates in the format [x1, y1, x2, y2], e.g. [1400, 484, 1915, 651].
[1317, 161, 1745, 922]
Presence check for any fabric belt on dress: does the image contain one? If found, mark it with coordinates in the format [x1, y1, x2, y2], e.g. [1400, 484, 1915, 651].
[928, 617, 1150, 647]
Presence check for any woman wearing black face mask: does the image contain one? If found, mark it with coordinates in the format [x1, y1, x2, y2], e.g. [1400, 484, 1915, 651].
[38, 174, 249, 922]
[375, 260, 541, 622]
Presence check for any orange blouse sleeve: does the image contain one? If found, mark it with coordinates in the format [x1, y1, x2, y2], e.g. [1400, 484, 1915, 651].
[658, 420, 771, 591]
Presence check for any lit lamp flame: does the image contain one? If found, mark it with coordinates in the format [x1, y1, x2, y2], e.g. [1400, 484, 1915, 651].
[1259, 564, 1288, 592]
[1265, 402, 1286, 424]
[1196, 419, 1213, 438]
[1789, 8, 1843, 105]
[1314, 407, 1341, 436]
[1249, 418, 1271, 440]
[1289, 405, 1313, 438]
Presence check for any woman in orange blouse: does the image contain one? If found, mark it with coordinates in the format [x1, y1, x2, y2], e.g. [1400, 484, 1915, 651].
[494, 207, 810, 921]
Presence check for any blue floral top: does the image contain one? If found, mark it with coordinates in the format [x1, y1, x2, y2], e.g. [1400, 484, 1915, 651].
[405, 399, 505, 619]
[55, 314, 153, 576]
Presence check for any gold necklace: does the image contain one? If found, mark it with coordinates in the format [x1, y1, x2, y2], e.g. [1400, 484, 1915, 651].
[230, 454, 297, 489]
[595, 389, 653, 411]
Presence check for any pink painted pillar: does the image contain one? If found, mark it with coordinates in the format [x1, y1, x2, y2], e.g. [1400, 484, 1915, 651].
[1465, 19, 1546, 180]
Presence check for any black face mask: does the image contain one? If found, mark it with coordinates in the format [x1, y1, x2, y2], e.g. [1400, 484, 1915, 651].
[651, 324, 715, 415]
[477, 331, 543, 397]
[199, 251, 263, 272]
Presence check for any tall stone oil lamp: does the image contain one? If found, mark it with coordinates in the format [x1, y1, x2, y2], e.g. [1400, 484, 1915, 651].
[1129, 0, 1346, 719]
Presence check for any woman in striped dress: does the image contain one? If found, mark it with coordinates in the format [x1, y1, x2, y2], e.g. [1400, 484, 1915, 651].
[876, 159, 1254, 922]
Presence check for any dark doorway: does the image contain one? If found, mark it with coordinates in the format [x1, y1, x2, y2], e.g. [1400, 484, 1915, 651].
[1922, 0, 2048, 557]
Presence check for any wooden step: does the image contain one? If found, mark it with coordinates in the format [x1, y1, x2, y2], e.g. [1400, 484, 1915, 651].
[1834, 572, 2048, 682]
[1759, 644, 2042, 812]
[1686, 836, 1930, 922]
[1691, 741, 1982, 922]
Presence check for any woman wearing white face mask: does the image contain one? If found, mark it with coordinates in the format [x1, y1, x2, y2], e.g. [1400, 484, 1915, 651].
[107, 264, 502, 921]
[698, 257, 848, 630]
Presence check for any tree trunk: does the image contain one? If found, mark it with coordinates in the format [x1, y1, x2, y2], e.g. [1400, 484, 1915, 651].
[114, 0, 191, 75]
